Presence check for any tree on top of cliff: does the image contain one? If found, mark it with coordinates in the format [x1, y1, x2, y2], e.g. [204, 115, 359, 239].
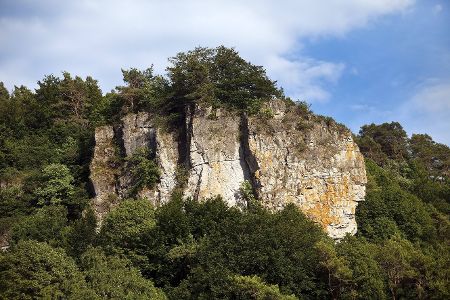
[117, 67, 170, 114]
[167, 46, 284, 112]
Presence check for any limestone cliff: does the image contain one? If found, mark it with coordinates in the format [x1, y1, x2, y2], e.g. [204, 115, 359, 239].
[90, 125, 120, 224]
[89, 100, 367, 239]
[245, 101, 366, 239]
[90, 113, 178, 225]
[118, 113, 178, 205]
[184, 106, 249, 207]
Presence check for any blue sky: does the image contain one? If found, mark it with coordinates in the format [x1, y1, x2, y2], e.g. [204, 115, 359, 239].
[1, 0, 449, 144]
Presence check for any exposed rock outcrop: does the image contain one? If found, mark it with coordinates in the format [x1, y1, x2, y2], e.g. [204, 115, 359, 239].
[245, 101, 366, 239]
[90, 100, 367, 239]
[184, 106, 248, 207]
[90, 113, 178, 224]
[90, 126, 120, 224]
[121, 112, 156, 158]
[152, 128, 179, 205]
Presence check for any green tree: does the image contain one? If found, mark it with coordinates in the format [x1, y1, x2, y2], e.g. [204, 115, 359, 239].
[0, 183, 29, 219]
[35, 163, 75, 206]
[64, 208, 97, 258]
[98, 199, 156, 269]
[376, 234, 421, 300]
[10, 205, 68, 246]
[0, 240, 94, 299]
[315, 239, 354, 299]
[185, 204, 327, 298]
[357, 122, 409, 163]
[59, 72, 103, 124]
[34, 74, 64, 125]
[167, 46, 283, 112]
[356, 160, 436, 243]
[409, 133, 449, 177]
[0, 82, 8, 100]
[407, 160, 450, 214]
[144, 195, 194, 286]
[80, 248, 166, 300]
[117, 67, 169, 113]
[337, 236, 387, 299]
[228, 275, 298, 300]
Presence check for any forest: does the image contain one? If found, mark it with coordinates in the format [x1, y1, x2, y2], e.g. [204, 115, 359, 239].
[0, 46, 449, 299]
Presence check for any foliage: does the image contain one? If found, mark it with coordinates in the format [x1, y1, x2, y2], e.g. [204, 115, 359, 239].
[409, 133, 449, 177]
[98, 199, 156, 268]
[0, 240, 94, 299]
[315, 239, 354, 299]
[167, 46, 283, 112]
[408, 160, 450, 214]
[356, 160, 437, 243]
[126, 148, 161, 197]
[337, 236, 387, 299]
[10, 205, 68, 247]
[239, 180, 258, 209]
[64, 208, 97, 259]
[35, 163, 75, 206]
[80, 247, 166, 300]
[165, 201, 327, 299]
[228, 275, 298, 300]
[0, 184, 30, 219]
[357, 122, 409, 164]
[117, 67, 170, 114]
[376, 234, 431, 300]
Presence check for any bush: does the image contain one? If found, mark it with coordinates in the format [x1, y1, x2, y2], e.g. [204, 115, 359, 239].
[126, 148, 160, 197]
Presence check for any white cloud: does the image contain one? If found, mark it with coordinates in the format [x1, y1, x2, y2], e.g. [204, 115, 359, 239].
[0, 0, 413, 101]
[266, 55, 345, 102]
[398, 80, 450, 145]
[410, 81, 450, 112]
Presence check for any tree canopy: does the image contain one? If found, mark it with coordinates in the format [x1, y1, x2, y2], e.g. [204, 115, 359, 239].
[167, 46, 283, 111]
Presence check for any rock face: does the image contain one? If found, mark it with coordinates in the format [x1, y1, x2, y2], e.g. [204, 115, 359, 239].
[90, 126, 120, 224]
[90, 113, 178, 224]
[90, 100, 367, 239]
[245, 101, 366, 239]
[184, 107, 248, 207]
[121, 113, 156, 158]
[153, 128, 179, 205]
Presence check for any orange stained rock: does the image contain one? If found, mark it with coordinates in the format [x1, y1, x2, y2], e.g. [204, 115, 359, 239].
[304, 201, 340, 229]
[303, 176, 351, 229]
[345, 142, 356, 160]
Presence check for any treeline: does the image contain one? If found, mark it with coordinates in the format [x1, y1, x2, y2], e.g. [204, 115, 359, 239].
[356, 122, 450, 215]
[0, 47, 449, 299]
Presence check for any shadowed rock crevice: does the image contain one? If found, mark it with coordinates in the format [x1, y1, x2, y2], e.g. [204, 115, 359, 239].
[179, 104, 195, 170]
[239, 113, 261, 198]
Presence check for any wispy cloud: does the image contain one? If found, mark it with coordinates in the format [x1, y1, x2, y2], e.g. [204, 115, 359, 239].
[0, 0, 413, 101]
[398, 79, 450, 144]
[410, 80, 450, 112]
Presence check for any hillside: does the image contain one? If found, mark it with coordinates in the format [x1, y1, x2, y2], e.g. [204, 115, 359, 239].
[0, 46, 449, 299]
